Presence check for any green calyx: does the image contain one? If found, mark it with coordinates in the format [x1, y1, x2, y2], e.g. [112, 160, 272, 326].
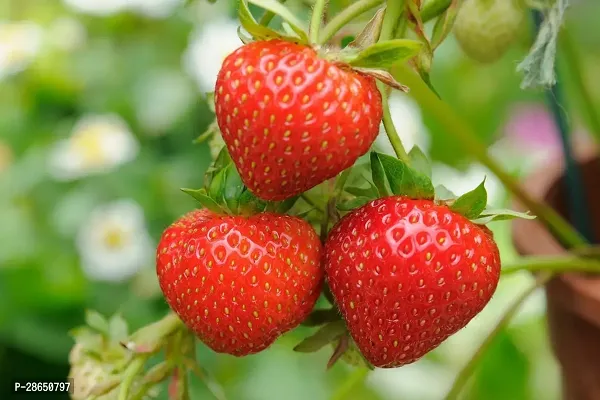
[182, 147, 298, 217]
[338, 146, 535, 225]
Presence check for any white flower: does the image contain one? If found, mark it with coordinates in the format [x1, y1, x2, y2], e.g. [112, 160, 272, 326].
[182, 19, 242, 93]
[62, 0, 128, 16]
[76, 200, 154, 282]
[374, 93, 430, 156]
[47, 17, 87, 52]
[48, 114, 139, 181]
[431, 162, 504, 207]
[133, 70, 194, 134]
[0, 21, 43, 79]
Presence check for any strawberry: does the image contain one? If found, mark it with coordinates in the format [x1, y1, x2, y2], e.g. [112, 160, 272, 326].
[214, 39, 383, 201]
[324, 196, 501, 368]
[453, 0, 526, 63]
[156, 208, 323, 356]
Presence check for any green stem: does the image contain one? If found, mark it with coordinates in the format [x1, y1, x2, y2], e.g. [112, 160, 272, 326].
[379, 82, 411, 162]
[118, 356, 148, 400]
[392, 64, 587, 249]
[310, 0, 329, 43]
[330, 368, 371, 400]
[420, 0, 452, 22]
[379, 0, 403, 42]
[501, 255, 600, 276]
[444, 273, 553, 400]
[259, 0, 288, 26]
[319, 0, 384, 44]
[559, 28, 600, 143]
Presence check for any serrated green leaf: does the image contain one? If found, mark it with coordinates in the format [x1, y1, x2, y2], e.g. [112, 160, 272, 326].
[85, 310, 110, 336]
[247, 0, 309, 43]
[347, 7, 386, 49]
[293, 320, 347, 353]
[301, 309, 341, 327]
[408, 146, 432, 178]
[450, 178, 488, 219]
[108, 314, 129, 343]
[370, 152, 389, 197]
[181, 188, 226, 214]
[345, 39, 422, 69]
[472, 209, 536, 225]
[435, 184, 457, 201]
[238, 0, 296, 42]
[337, 197, 371, 211]
[376, 153, 435, 200]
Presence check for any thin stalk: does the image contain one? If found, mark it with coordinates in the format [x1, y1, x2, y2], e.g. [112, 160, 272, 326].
[559, 28, 600, 143]
[392, 64, 587, 249]
[310, 0, 329, 43]
[259, 0, 288, 26]
[420, 0, 452, 22]
[444, 273, 553, 400]
[501, 255, 600, 275]
[118, 356, 148, 400]
[330, 367, 371, 400]
[319, 0, 384, 44]
[379, 82, 411, 162]
[378, 0, 403, 42]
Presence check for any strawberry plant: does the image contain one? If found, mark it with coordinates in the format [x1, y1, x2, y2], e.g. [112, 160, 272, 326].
[67, 0, 600, 399]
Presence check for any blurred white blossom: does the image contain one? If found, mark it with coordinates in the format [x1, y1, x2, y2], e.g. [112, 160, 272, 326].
[0, 21, 44, 80]
[47, 17, 87, 51]
[374, 93, 430, 156]
[48, 114, 139, 181]
[133, 70, 194, 135]
[182, 19, 243, 93]
[76, 199, 154, 282]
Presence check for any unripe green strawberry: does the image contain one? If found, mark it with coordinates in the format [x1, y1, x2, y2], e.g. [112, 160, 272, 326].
[454, 0, 526, 63]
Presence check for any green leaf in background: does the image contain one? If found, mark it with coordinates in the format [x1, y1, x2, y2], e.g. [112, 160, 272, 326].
[408, 146, 432, 178]
[435, 184, 458, 201]
[375, 153, 435, 200]
[238, 0, 293, 42]
[370, 152, 389, 197]
[345, 184, 377, 198]
[344, 39, 423, 69]
[301, 309, 340, 327]
[337, 197, 371, 211]
[247, 0, 310, 43]
[274, 196, 299, 214]
[85, 310, 110, 336]
[449, 178, 488, 219]
[293, 321, 347, 353]
[472, 209, 536, 225]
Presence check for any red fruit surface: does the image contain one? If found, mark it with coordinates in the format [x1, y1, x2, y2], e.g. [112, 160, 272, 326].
[324, 196, 501, 368]
[156, 209, 323, 356]
[214, 39, 383, 201]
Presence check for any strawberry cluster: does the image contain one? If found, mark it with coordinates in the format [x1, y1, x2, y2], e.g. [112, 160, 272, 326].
[155, 0, 534, 370]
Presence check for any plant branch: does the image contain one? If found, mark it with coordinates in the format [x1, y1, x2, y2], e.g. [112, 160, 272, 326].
[391, 64, 588, 249]
[118, 356, 148, 400]
[319, 0, 384, 44]
[501, 255, 600, 275]
[380, 82, 411, 162]
[444, 272, 553, 400]
[310, 0, 329, 43]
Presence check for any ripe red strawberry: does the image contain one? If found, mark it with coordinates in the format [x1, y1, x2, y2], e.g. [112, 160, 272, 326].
[214, 39, 383, 201]
[324, 196, 501, 368]
[156, 209, 323, 356]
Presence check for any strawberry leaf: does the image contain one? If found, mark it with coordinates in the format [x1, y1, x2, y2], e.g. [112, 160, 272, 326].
[374, 152, 435, 200]
[85, 310, 110, 336]
[238, 0, 297, 42]
[435, 184, 457, 201]
[344, 39, 422, 69]
[472, 209, 536, 225]
[274, 196, 299, 214]
[301, 308, 341, 327]
[408, 146, 432, 178]
[449, 178, 488, 219]
[247, 0, 309, 43]
[237, 189, 268, 215]
[370, 152, 390, 197]
[337, 197, 371, 211]
[345, 185, 377, 198]
[208, 168, 228, 204]
[181, 188, 227, 215]
[293, 320, 347, 353]
[223, 165, 246, 213]
[347, 8, 386, 49]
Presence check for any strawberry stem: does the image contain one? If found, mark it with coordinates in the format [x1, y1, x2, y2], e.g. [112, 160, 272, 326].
[259, 0, 288, 26]
[118, 355, 149, 400]
[310, 0, 329, 43]
[319, 0, 384, 44]
[501, 254, 600, 275]
[444, 272, 553, 399]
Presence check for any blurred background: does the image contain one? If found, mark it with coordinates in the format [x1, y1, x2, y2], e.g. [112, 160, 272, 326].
[1, 0, 600, 399]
